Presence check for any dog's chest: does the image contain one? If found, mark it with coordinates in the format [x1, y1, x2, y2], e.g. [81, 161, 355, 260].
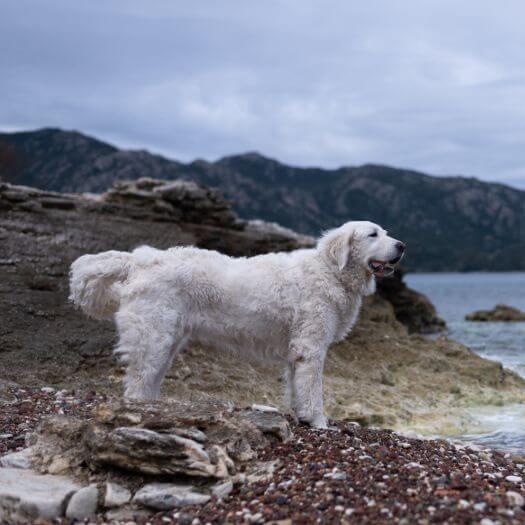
[333, 296, 362, 342]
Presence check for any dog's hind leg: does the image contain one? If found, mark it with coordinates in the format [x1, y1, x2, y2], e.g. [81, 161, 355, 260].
[284, 363, 299, 412]
[283, 364, 300, 423]
[114, 302, 188, 400]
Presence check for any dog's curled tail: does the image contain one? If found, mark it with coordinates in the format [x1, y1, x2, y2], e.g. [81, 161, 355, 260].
[69, 251, 132, 320]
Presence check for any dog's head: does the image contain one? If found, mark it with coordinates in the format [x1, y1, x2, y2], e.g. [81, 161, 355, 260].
[318, 221, 405, 277]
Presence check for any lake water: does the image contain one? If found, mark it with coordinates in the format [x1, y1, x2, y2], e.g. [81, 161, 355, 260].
[406, 273, 525, 452]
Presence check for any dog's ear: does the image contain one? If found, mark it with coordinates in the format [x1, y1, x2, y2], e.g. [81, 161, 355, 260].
[318, 228, 354, 270]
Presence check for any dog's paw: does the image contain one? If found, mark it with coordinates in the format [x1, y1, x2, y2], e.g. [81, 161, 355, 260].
[302, 414, 328, 429]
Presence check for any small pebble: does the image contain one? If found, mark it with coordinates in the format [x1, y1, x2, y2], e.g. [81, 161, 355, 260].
[506, 475, 523, 483]
[506, 491, 525, 507]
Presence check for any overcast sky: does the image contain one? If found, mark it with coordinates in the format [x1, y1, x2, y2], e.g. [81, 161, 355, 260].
[2, 1, 525, 188]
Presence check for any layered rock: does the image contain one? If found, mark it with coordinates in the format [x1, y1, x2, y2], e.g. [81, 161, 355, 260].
[466, 304, 525, 322]
[104, 177, 240, 228]
[0, 398, 291, 521]
[30, 399, 290, 478]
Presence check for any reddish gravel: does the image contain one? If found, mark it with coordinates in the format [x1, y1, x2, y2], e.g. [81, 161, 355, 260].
[153, 424, 525, 525]
[0, 386, 106, 456]
[2, 388, 525, 524]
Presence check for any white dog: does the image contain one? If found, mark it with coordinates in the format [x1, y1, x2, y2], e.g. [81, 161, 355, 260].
[70, 220, 404, 428]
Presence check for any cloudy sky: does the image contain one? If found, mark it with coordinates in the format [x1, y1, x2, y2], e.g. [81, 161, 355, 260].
[2, 1, 525, 188]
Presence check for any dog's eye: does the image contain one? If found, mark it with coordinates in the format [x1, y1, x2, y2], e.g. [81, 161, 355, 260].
[369, 231, 378, 238]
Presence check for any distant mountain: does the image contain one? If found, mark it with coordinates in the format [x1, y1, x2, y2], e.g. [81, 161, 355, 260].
[1, 127, 524, 272]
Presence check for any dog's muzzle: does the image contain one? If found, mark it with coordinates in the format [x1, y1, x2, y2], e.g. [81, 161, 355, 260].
[368, 246, 405, 277]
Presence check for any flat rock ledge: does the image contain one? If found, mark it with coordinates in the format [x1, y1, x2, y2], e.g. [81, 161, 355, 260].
[466, 304, 525, 322]
[0, 398, 291, 522]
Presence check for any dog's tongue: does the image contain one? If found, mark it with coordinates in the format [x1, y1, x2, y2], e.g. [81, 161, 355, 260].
[369, 260, 395, 276]
[370, 260, 385, 272]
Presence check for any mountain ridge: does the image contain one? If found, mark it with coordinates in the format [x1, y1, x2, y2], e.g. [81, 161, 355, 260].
[1, 127, 524, 272]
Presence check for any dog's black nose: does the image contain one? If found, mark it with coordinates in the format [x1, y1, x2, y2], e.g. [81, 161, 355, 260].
[396, 241, 406, 253]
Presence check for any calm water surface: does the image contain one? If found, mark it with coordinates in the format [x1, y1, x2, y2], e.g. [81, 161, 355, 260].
[406, 273, 525, 452]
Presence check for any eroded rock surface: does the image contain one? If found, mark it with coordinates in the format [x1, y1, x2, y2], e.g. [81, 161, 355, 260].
[31, 398, 291, 482]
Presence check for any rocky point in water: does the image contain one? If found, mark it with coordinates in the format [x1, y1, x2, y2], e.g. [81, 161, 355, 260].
[466, 304, 525, 322]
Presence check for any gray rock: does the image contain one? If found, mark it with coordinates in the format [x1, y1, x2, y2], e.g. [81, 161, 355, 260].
[239, 409, 292, 442]
[251, 403, 279, 413]
[65, 484, 99, 520]
[0, 467, 81, 522]
[0, 447, 34, 469]
[506, 491, 525, 507]
[211, 480, 233, 499]
[104, 481, 132, 508]
[2, 190, 29, 202]
[78, 399, 289, 478]
[506, 475, 523, 483]
[133, 483, 210, 510]
[89, 425, 221, 477]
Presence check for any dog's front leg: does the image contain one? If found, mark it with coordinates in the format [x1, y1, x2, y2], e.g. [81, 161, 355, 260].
[289, 342, 327, 429]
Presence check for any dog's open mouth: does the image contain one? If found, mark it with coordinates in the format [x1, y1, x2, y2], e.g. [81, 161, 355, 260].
[368, 256, 402, 277]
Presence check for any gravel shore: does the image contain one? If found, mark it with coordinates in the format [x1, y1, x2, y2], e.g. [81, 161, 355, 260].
[0, 386, 106, 457]
[172, 425, 525, 525]
[2, 387, 525, 524]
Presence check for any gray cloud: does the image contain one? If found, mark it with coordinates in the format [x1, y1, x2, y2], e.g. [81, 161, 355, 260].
[1, 0, 525, 188]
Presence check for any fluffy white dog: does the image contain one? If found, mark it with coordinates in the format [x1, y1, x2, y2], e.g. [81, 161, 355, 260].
[70, 220, 404, 428]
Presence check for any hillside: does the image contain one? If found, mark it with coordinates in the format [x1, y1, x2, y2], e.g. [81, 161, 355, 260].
[1, 127, 524, 271]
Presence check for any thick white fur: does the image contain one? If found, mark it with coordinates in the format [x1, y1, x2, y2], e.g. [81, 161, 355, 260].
[70, 221, 403, 428]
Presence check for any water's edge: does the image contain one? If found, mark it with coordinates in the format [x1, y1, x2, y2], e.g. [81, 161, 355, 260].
[406, 272, 525, 452]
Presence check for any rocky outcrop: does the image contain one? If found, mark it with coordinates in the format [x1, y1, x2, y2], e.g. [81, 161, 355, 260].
[104, 177, 240, 228]
[0, 398, 290, 521]
[466, 304, 525, 322]
[26, 398, 291, 480]
[376, 269, 446, 333]
[82, 399, 290, 477]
